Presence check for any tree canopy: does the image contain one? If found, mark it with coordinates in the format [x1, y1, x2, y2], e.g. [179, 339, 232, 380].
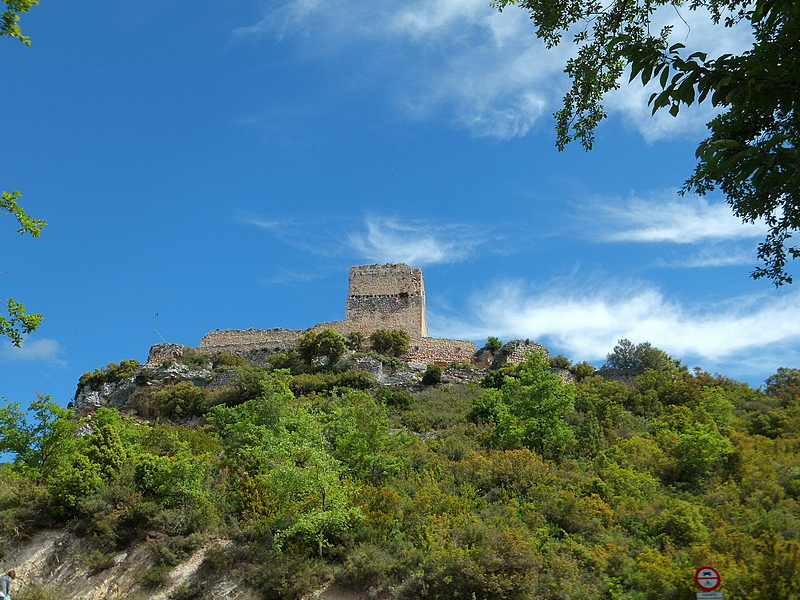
[493, 0, 800, 284]
[2, 1, 45, 346]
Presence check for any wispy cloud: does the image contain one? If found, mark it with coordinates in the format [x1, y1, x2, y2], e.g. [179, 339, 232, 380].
[233, 0, 752, 142]
[238, 213, 285, 230]
[433, 278, 800, 373]
[0, 338, 66, 365]
[657, 247, 756, 268]
[588, 193, 767, 244]
[349, 215, 488, 265]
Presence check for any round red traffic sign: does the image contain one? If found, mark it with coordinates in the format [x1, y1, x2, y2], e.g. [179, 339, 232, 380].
[695, 566, 721, 591]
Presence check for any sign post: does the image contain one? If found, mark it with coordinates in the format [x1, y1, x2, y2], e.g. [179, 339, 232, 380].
[695, 566, 722, 599]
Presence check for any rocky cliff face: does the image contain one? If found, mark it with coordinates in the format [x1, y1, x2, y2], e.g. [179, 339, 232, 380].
[1, 530, 255, 600]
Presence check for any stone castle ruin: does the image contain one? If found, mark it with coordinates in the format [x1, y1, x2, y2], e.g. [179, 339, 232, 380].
[149, 263, 491, 366]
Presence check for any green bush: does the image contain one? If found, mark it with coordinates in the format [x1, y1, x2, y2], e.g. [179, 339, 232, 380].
[79, 359, 142, 390]
[570, 361, 596, 379]
[297, 328, 348, 366]
[346, 331, 365, 351]
[152, 382, 209, 419]
[485, 336, 503, 352]
[422, 364, 443, 385]
[369, 329, 410, 357]
[335, 369, 375, 390]
[178, 349, 210, 369]
[212, 352, 248, 372]
[376, 386, 413, 409]
[549, 354, 572, 369]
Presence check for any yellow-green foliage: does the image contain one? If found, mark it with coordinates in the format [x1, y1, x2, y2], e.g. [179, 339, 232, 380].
[3, 358, 800, 600]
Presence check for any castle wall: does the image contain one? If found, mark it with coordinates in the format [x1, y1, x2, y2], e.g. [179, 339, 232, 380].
[145, 264, 539, 369]
[346, 263, 427, 337]
[199, 328, 304, 348]
[405, 338, 477, 365]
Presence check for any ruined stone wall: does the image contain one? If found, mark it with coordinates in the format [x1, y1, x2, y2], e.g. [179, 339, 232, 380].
[144, 265, 552, 370]
[345, 263, 428, 337]
[405, 337, 477, 365]
[200, 328, 304, 348]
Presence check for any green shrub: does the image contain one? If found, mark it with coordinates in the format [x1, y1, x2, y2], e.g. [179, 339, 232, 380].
[422, 364, 443, 385]
[79, 359, 142, 390]
[212, 352, 248, 372]
[291, 372, 336, 396]
[369, 329, 410, 357]
[365, 350, 406, 371]
[267, 350, 306, 373]
[448, 361, 472, 370]
[335, 369, 375, 390]
[485, 336, 503, 352]
[16, 584, 60, 600]
[297, 328, 348, 366]
[81, 549, 117, 573]
[570, 361, 596, 379]
[152, 382, 209, 419]
[134, 368, 154, 385]
[376, 386, 413, 409]
[549, 354, 572, 369]
[346, 331, 365, 351]
[178, 349, 210, 369]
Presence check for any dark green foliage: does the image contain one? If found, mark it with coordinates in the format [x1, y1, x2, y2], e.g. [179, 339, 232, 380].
[369, 328, 410, 357]
[152, 382, 209, 419]
[765, 367, 800, 403]
[421, 364, 442, 385]
[346, 331, 365, 351]
[473, 350, 575, 459]
[177, 349, 210, 369]
[291, 370, 375, 397]
[570, 361, 596, 380]
[485, 336, 503, 352]
[480, 364, 519, 389]
[493, 0, 800, 283]
[604, 339, 677, 371]
[297, 328, 348, 366]
[267, 349, 307, 373]
[79, 359, 141, 390]
[376, 386, 412, 409]
[211, 352, 248, 372]
[4, 347, 800, 600]
[549, 354, 572, 369]
[334, 369, 375, 390]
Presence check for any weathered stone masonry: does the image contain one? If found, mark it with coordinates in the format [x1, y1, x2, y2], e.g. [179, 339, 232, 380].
[148, 263, 483, 366]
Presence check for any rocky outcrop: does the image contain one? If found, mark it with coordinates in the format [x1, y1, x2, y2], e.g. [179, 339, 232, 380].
[0, 530, 257, 600]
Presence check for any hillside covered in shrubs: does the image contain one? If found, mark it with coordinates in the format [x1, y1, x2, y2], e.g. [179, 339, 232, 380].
[1, 334, 799, 600]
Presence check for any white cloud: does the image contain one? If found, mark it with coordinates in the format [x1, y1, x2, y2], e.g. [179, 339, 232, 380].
[658, 247, 756, 268]
[433, 278, 800, 370]
[239, 213, 284, 230]
[234, 0, 754, 142]
[349, 215, 487, 265]
[588, 193, 767, 244]
[0, 338, 66, 365]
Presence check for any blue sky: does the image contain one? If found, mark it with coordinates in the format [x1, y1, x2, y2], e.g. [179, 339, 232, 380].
[2, 1, 796, 406]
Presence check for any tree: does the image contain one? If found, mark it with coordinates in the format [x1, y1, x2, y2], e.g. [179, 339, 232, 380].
[604, 338, 677, 371]
[472, 350, 575, 458]
[369, 329, 410, 358]
[493, 0, 800, 284]
[2, 1, 47, 345]
[1, 0, 39, 45]
[0, 395, 77, 480]
[297, 328, 348, 366]
[2, 192, 45, 346]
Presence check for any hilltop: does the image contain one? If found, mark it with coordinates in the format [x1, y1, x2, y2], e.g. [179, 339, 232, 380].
[0, 267, 798, 600]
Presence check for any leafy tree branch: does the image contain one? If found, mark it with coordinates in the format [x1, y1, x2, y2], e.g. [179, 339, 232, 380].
[494, 0, 800, 284]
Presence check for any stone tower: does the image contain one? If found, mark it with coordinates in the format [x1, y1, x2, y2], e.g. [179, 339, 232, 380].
[344, 263, 428, 338]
